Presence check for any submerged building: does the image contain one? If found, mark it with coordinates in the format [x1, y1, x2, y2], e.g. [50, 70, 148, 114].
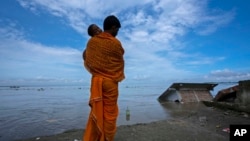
[214, 85, 239, 102]
[213, 80, 250, 106]
[158, 83, 218, 103]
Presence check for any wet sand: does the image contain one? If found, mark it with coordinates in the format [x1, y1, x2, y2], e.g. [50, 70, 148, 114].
[17, 102, 250, 141]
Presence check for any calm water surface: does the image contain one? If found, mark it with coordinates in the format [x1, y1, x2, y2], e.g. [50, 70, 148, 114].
[0, 85, 169, 141]
[0, 83, 233, 141]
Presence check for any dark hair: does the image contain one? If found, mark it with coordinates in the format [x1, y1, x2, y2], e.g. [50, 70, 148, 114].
[103, 15, 121, 30]
[87, 24, 95, 36]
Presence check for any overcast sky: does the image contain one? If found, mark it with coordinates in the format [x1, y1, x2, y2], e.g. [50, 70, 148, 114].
[0, 0, 250, 86]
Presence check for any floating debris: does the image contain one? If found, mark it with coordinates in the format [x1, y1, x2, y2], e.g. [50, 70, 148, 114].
[222, 128, 230, 133]
[46, 119, 58, 123]
[37, 88, 45, 91]
[216, 125, 221, 128]
[10, 86, 20, 89]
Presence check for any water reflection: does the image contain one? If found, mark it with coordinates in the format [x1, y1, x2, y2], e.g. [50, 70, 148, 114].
[159, 102, 208, 118]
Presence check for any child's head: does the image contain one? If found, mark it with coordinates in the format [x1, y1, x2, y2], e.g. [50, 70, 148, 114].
[87, 24, 102, 37]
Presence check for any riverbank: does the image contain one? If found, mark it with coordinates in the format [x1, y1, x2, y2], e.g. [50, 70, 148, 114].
[17, 102, 250, 141]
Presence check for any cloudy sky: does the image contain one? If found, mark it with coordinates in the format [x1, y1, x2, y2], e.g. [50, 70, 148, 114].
[0, 0, 250, 86]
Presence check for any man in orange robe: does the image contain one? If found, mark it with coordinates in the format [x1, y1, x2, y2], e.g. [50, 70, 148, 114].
[83, 15, 125, 141]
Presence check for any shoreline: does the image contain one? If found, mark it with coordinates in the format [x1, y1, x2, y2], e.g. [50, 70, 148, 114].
[16, 103, 250, 141]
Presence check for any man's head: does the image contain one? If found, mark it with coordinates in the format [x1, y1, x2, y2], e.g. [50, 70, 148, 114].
[87, 24, 102, 37]
[103, 15, 121, 37]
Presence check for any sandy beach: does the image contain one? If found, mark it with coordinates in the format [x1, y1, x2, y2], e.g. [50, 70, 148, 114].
[16, 102, 250, 141]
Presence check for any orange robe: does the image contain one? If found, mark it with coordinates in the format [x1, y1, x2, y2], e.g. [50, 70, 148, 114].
[83, 32, 125, 141]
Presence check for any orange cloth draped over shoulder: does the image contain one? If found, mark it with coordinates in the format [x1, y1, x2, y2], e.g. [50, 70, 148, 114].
[83, 32, 125, 141]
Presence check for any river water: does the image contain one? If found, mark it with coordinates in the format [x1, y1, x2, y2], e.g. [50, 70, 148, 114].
[0, 83, 235, 141]
[0, 84, 170, 141]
